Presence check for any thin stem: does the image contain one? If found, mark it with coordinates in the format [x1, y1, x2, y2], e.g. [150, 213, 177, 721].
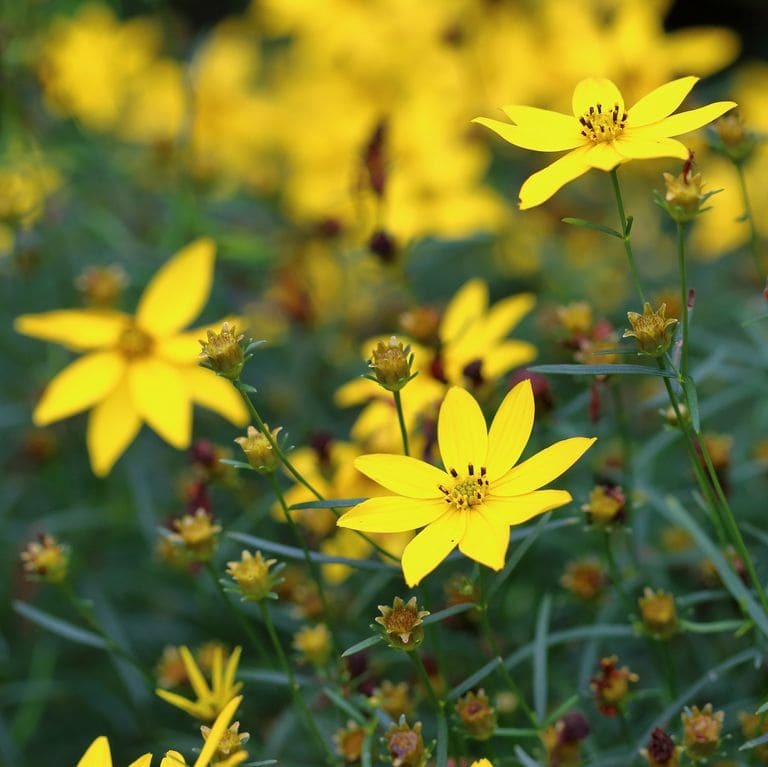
[610, 168, 647, 304]
[601, 529, 633, 620]
[734, 161, 765, 283]
[205, 563, 268, 661]
[393, 389, 410, 457]
[609, 383, 636, 545]
[410, 652, 450, 767]
[259, 601, 338, 766]
[676, 221, 690, 381]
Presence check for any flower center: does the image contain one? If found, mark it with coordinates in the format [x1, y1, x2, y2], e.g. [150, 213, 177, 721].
[117, 324, 154, 358]
[578, 103, 627, 142]
[439, 464, 489, 509]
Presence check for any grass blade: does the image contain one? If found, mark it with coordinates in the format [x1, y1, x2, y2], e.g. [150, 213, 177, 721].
[533, 594, 552, 722]
[12, 601, 107, 650]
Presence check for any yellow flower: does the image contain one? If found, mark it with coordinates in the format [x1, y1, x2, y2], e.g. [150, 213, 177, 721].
[77, 694, 243, 767]
[15, 239, 248, 475]
[474, 76, 735, 209]
[156, 645, 243, 721]
[338, 381, 595, 586]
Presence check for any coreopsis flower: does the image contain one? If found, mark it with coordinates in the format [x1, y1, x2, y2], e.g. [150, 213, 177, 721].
[623, 304, 678, 357]
[456, 689, 497, 740]
[169, 508, 222, 562]
[561, 558, 605, 601]
[638, 588, 679, 639]
[20, 533, 69, 583]
[199, 720, 249, 767]
[338, 381, 595, 586]
[156, 645, 243, 721]
[642, 728, 681, 767]
[368, 336, 414, 392]
[226, 550, 281, 601]
[370, 680, 414, 719]
[198, 322, 247, 381]
[474, 76, 735, 209]
[661, 166, 708, 223]
[682, 704, 724, 760]
[75, 264, 128, 308]
[15, 239, 248, 475]
[590, 656, 638, 716]
[78, 696, 243, 767]
[334, 720, 367, 763]
[234, 425, 282, 473]
[582, 484, 626, 526]
[384, 718, 427, 767]
[375, 596, 429, 651]
[293, 623, 332, 667]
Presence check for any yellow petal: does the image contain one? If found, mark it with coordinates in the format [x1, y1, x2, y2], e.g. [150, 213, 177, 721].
[458, 509, 509, 570]
[630, 101, 737, 140]
[77, 736, 113, 767]
[129, 755, 154, 767]
[437, 387, 488, 476]
[335, 377, 382, 407]
[337, 496, 448, 532]
[492, 437, 596, 496]
[627, 76, 699, 127]
[154, 315, 241, 364]
[33, 351, 125, 425]
[128, 358, 191, 448]
[485, 489, 573, 525]
[473, 116, 582, 152]
[135, 238, 215, 337]
[572, 78, 624, 117]
[666, 28, 740, 76]
[486, 380, 535, 482]
[87, 380, 142, 476]
[519, 146, 591, 210]
[354, 454, 448, 499]
[615, 137, 689, 161]
[481, 293, 536, 342]
[155, 688, 206, 719]
[180, 645, 211, 700]
[440, 278, 488, 345]
[15, 309, 129, 351]
[501, 105, 581, 138]
[401, 509, 466, 586]
[193, 696, 243, 767]
[482, 341, 538, 381]
[222, 646, 242, 695]
[161, 751, 187, 767]
[585, 142, 623, 172]
[184, 366, 249, 425]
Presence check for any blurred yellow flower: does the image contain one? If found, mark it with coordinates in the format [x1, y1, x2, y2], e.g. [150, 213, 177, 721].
[475, 76, 735, 209]
[156, 645, 243, 721]
[339, 381, 595, 585]
[15, 239, 248, 476]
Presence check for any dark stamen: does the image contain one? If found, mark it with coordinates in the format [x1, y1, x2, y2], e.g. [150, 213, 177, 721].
[450, 467, 458, 478]
[468, 463, 474, 475]
[480, 466, 487, 476]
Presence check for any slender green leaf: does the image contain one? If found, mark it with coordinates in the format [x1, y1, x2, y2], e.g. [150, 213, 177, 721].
[562, 217, 622, 239]
[228, 532, 394, 571]
[742, 732, 768, 751]
[682, 376, 701, 433]
[533, 594, 552, 721]
[422, 603, 477, 626]
[529, 363, 676, 377]
[323, 687, 366, 725]
[514, 745, 542, 767]
[436, 710, 448, 767]
[544, 694, 580, 726]
[447, 657, 503, 701]
[680, 619, 746, 634]
[493, 728, 540, 738]
[12, 601, 107, 650]
[288, 498, 366, 510]
[341, 635, 383, 658]
[239, 668, 313, 686]
[757, 700, 768, 715]
[219, 459, 255, 471]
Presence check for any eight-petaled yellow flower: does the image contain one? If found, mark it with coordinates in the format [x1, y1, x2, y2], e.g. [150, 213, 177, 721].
[474, 76, 736, 209]
[14, 238, 248, 476]
[156, 644, 243, 721]
[338, 380, 595, 586]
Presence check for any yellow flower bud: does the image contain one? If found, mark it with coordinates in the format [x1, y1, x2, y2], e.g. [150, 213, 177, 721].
[623, 303, 678, 357]
[234, 425, 281, 473]
[682, 704, 724, 760]
[369, 336, 413, 391]
[20, 534, 69, 583]
[638, 587, 679, 639]
[375, 596, 429, 652]
[198, 322, 246, 380]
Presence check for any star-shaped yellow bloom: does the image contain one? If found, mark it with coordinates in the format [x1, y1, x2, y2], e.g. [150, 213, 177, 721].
[77, 695, 244, 767]
[473, 76, 736, 209]
[156, 645, 243, 721]
[338, 380, 595, 586]
[15, 238, 248, 476]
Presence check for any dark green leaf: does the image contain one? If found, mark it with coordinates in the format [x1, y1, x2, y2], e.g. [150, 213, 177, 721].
[561, 217, 622, 239]
[341, 635, 383, 658]
[529, 363, 676, 378]
[12, 601, 107, 650]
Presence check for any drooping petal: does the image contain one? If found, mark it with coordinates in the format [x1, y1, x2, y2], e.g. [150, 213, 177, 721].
[615, 137, 689, 161]
[155, 689, 206, 719]
[15, 309, 129, 351]
[629, 101, 737, 140]
[77, 736, 113, 767]
[33, 351, 125, 425]
[627, 76, 699, 127]
[337, 496, 448, 532]
[128, 358, 191, 448]
[473, 116, 582, 152]
[184, 366, 249, 425]
[437, 386, 488, 475]
[135, 238, 215, 338]
[486, 380, 535, 482]
[129, 755, 154, 767]
[492, 437, 596, 496]
[484, 489, 573, 525]
[458, 509, 509, 571]
[354, 454, 448, 499]
[481, 340, 538, 381]
[193, 696, 243, 767]
[154, 316, 241, 363]
[572, 78, 624, 118]
[585, 142, 624, 171]
[86, 380, 142, 476]
[440, 278, 488, 345]
[519, 146, 591, 210]
[400, 509, 466, 586]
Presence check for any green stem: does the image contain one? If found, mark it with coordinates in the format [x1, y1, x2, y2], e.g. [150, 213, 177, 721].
[393, 389, 410, 457]
[676, 221, 690, 381]
[205, 563, 268, 661]
[259, 601, 338, 766]
[478, 570, 538, 727]
[234, 380, 399, 563]
[734, 161, 765, 283]
[410, 652, 450, 767]
[609, 383, 636, 540]
[601, 529, 633, 620]
[610, 168, 647, 304]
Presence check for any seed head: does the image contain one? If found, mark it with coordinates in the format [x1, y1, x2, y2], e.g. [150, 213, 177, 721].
[623, 303, 678, 357]
[234, 425, 282, 473]
[638, 587, 679, 639]
[375, 596, 429, 651]
[642, 728, 680, 767]
[456, 688, 497, 740]
[226, 550, 281, 601]
[384, 718, 427, 767]
[369, 336, 414, 391]
[170, 508, 221, 562]
[681, 704, 724, 760]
